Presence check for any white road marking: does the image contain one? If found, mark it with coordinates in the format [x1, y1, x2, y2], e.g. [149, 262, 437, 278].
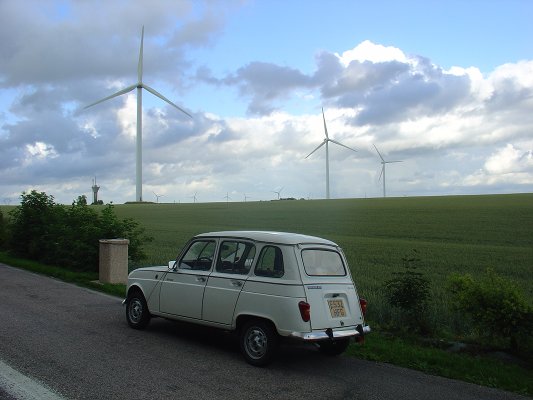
[0, 359, 66, 400]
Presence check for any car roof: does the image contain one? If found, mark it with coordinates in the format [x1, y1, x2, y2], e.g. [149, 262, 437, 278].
[195, 231, 338, 246]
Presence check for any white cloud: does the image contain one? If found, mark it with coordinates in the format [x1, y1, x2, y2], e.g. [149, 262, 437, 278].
[336, 40, 408, 65]
[484, 144, 533, 174]
[25, 142, 58, 160]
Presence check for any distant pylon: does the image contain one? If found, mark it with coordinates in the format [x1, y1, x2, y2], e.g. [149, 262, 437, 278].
[92, 177, 100, 204]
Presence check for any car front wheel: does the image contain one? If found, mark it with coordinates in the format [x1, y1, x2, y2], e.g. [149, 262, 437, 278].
[240, 319, 279, 366]
[126, 290, 151, 329]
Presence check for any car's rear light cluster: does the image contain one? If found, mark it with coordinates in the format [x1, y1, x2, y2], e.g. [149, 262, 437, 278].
[359, 298, 367, 317]
[298, 301, 311, 322]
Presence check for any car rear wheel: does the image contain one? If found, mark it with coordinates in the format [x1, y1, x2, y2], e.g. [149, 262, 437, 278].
[317, 338, 350, 356]
[126, 290, 151, 329]
[240, 319, 279, 366]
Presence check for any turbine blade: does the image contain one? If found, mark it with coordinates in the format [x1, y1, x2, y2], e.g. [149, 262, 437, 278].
[84, 83, 137, 109]
[138, 26, 144, 83]
[142, 84, 193, 118]
[322, 107, 329, 139]
[329, 138, 357, 153]
[385, 160, 403, 164]
[373, 144, 385, 162]
[305, 140, 326, 158]
[378, 165, 384, 182]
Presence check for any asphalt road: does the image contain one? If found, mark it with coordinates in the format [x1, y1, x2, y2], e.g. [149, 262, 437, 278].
[0, 263, 528, 400]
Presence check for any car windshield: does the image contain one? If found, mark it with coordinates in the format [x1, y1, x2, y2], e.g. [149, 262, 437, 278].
[301, 249, 346, 276]
[179, 240, 216, 271]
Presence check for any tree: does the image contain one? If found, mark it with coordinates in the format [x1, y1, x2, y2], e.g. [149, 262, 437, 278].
[8, 190, 62, 261]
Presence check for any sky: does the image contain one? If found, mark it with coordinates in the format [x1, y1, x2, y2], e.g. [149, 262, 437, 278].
[1, 0, 532, 204]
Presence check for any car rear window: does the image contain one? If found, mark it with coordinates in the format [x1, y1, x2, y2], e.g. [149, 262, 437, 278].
[301, 249, 346, 276]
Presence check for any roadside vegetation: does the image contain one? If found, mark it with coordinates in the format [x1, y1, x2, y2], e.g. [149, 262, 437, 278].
[3, 190, 152, 272]
[1, 192, 532, 396]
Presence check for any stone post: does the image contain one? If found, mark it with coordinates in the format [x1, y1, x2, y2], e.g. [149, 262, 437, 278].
[99, 239, 130, 284]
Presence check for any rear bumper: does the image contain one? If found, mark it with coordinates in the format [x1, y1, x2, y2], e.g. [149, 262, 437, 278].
[289, 324, 371, 341]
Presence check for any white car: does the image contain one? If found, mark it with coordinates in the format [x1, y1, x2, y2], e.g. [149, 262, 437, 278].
[124, 231, 370, 366]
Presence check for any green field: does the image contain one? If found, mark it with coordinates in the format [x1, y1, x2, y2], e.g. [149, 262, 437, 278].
[105, 193, 533, 333]
[2, 193, 532, 332]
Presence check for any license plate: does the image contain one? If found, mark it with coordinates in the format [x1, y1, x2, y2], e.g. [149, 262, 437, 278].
[327, 299, 346, 318]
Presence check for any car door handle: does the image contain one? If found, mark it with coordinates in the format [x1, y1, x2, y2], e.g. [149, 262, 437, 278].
[196, 276, 206, 282]
[231, 280, 243, 287]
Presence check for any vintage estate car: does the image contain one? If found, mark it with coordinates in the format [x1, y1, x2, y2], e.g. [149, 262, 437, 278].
[124, 231, 370, 366]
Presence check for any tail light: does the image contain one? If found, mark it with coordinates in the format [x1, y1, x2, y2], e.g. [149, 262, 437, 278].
[359, 298, 367, 317]
[298, 301, 310, 322]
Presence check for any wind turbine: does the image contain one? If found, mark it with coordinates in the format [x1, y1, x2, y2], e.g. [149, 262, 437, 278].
[153, 191, 164, 203]
[373, 144, 403, 197]
[306, 108, 357, 199]
[224, 192, 231, 204]
[272, 187, 283, 200]
[84, 26, 192, 202]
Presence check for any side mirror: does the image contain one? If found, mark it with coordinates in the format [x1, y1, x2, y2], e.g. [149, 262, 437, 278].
[168, 260, 177, 270]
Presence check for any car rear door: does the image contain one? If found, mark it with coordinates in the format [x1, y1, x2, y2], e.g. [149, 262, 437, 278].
[201, 240, 256, 325]
[299, 245, 364, 330]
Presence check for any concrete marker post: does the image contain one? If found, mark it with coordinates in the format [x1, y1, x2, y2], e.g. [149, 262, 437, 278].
[99, 238, 129, 284]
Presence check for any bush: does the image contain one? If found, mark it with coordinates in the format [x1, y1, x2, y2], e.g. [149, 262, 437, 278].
[447, 268, 532, 352]
[7, 190, 152, 272]
[384, 249, 431, 334]
[0, 209, 6, 249]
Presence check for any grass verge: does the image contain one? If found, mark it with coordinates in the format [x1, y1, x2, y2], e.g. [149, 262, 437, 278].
[1, 252, 531, 397]
[347, 332, 533, 397]
[0, 251, 126, 298]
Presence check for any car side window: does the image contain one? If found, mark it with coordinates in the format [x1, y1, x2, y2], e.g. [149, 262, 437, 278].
[216, 241, 256, 275]
[179, 240, 216, 271]
[255, 246, 284, 278]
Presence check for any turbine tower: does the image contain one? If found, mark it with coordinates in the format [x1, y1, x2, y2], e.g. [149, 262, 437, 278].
[373, 144, 403, 197]
[306, 108, 357, 199]
[85, 26, 192, 202]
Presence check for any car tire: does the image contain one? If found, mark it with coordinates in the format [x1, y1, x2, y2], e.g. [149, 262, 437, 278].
[240, 319, 279, 367]
[318, 338, 350, 356]
[126, 290, 151, 329]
